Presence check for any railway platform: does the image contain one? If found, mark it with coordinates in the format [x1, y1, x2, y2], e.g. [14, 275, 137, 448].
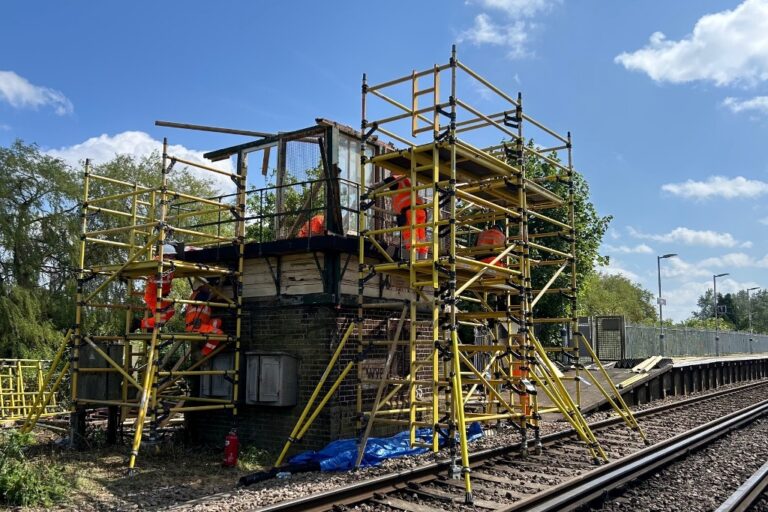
[541, 353, 768, 416]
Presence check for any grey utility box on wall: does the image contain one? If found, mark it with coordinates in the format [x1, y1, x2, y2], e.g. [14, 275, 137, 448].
[200, 352, 234, 398]
[245, 352, 298, 406]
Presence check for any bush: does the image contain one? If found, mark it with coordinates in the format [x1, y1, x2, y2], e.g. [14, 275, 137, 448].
[0, 430, 68, 506]
[238, 445, 272, 471]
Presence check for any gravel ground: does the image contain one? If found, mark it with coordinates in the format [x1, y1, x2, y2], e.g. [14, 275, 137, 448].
[593, 417, 768, 512]
[171, 381, 765, 512]
[18, 379, 768, 511]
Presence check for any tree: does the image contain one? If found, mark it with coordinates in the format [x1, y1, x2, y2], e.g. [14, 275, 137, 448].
[577, 273, 657, 324]
[678, 316, 734, 331]
[245, 162, 325, 242]
[80, 152, 221, 335]
[516, 141, 613, 342]
[688, 288, 768, 333]
[0, 141, 78, 357]
[0, 141, 222, 356]
[0, 140, 79, 289]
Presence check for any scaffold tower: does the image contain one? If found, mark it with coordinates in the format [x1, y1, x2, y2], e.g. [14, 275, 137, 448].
[23, 138, 247, 472]
[278, 46, 645, 504]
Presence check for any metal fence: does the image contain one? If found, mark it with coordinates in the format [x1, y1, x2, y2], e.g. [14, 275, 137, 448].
[624, 324, 768, 359]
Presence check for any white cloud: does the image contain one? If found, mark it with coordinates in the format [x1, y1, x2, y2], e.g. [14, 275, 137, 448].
[600, 260, 641, 282]
[660, 252, 768, 280]
[723, 96, 768, 115]
[615, 0, 768, 86]
[660, 257, 711, 279]
[469, 0, 559, 17]
[699, 252, 760, 268]
[0, 71, 73, 115]
[0, 123, 10, 131]
[46, 131, 234, 192]
[459, 0, 559, 59]
[661, 176, 768, 200]
[458, 14, 529, 58]
[628, 226, 741, 248]
[760, 217, 768, 225]
[604, 243, 654, 254]
[661, 277, 761, 322]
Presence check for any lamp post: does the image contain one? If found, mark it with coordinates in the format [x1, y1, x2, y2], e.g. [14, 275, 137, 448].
[713, 273, 729, 356]
[657, 253, 677, 356]
[747, 286, 760, 353]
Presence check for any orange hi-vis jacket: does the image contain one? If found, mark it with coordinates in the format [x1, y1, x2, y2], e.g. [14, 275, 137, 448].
[476, 227, 507, 267]
[298, 214, 325, 237]
[144, 270, 173, 312]
[201, 318, 224, 356]
[391, 178, 428, 255]
[141, 270, 175, 329]
[185, 288, 212, 332]
[391, 177, 414, 215]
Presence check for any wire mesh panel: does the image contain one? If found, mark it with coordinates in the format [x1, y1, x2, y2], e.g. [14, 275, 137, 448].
[276, 138, 326, 239]
[595, 316, 625, 360]
[625, 324, 768, 358]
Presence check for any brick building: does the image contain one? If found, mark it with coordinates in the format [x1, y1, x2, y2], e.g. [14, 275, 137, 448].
[184, 120, 426, 453]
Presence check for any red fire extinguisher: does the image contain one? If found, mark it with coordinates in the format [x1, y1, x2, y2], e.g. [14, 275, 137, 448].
[223, 429, 239, 467]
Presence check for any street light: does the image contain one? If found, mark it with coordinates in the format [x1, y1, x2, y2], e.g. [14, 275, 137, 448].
[657, 253, 678, 356]
[713, 273, 729, 356]
[747, 286, 760, 353]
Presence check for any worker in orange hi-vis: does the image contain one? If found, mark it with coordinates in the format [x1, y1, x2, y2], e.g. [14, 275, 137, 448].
[297, 214, 325, 237]
[185, 284, 212, 333]
[385, 176, 428, 260]
[475, 225, 507, 268]
[182, 284, 225, 355]
[140, 245, 176, 331]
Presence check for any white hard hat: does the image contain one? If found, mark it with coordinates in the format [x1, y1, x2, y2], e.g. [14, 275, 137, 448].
[162, 244, 177, 255]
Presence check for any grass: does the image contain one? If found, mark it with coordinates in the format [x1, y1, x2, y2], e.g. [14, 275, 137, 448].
[0, 430, 69, 507]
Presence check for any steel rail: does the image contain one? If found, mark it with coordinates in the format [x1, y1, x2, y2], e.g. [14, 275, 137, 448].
[500, 398, 768, 512]
[715, 460, 768, 512]
[250, 379, 768, 512]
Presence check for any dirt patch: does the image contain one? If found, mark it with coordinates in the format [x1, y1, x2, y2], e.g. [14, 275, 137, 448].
[21, 434, 259, 511]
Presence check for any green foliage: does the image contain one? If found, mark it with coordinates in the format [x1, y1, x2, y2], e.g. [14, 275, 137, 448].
[81, 152, 220, 335]
[0, 287, 64, 358]
[0, 140, 79, 289]
[687, 288, 768, 333]
[678, 316, 734, 331]
[0, 430, 68, 507]
[237, 445, 272, 471]
[245, 164, 325, 242]
[0, 140, 222, 357]
[517, 141, 613, 342]
[578, 273, 657, 324]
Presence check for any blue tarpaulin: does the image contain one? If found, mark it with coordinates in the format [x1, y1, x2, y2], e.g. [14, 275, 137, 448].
[289, 422, 483, 471]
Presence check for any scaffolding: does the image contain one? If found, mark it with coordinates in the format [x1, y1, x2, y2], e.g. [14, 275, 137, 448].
[0, 359, 62, 421]
[23, 139, 246, 472]
[278, 47, 645, 504]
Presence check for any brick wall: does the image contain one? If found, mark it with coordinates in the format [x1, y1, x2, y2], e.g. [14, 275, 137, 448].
[187, 297, 437, 460]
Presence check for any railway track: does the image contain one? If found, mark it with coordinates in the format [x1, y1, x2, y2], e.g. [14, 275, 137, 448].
[251, 379, 768, 512]
[501, 399, 768, 511]
[716, 460, 768, 512]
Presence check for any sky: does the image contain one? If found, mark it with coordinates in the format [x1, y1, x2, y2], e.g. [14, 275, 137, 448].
[2, 0, 768, 321]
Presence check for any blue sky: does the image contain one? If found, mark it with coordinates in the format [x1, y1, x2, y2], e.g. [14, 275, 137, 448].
[2, 0, 768, 321]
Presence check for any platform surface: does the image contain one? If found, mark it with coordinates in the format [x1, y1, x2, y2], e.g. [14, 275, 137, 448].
[537, 362, 669, 417]
[671, 353, 768, 367]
